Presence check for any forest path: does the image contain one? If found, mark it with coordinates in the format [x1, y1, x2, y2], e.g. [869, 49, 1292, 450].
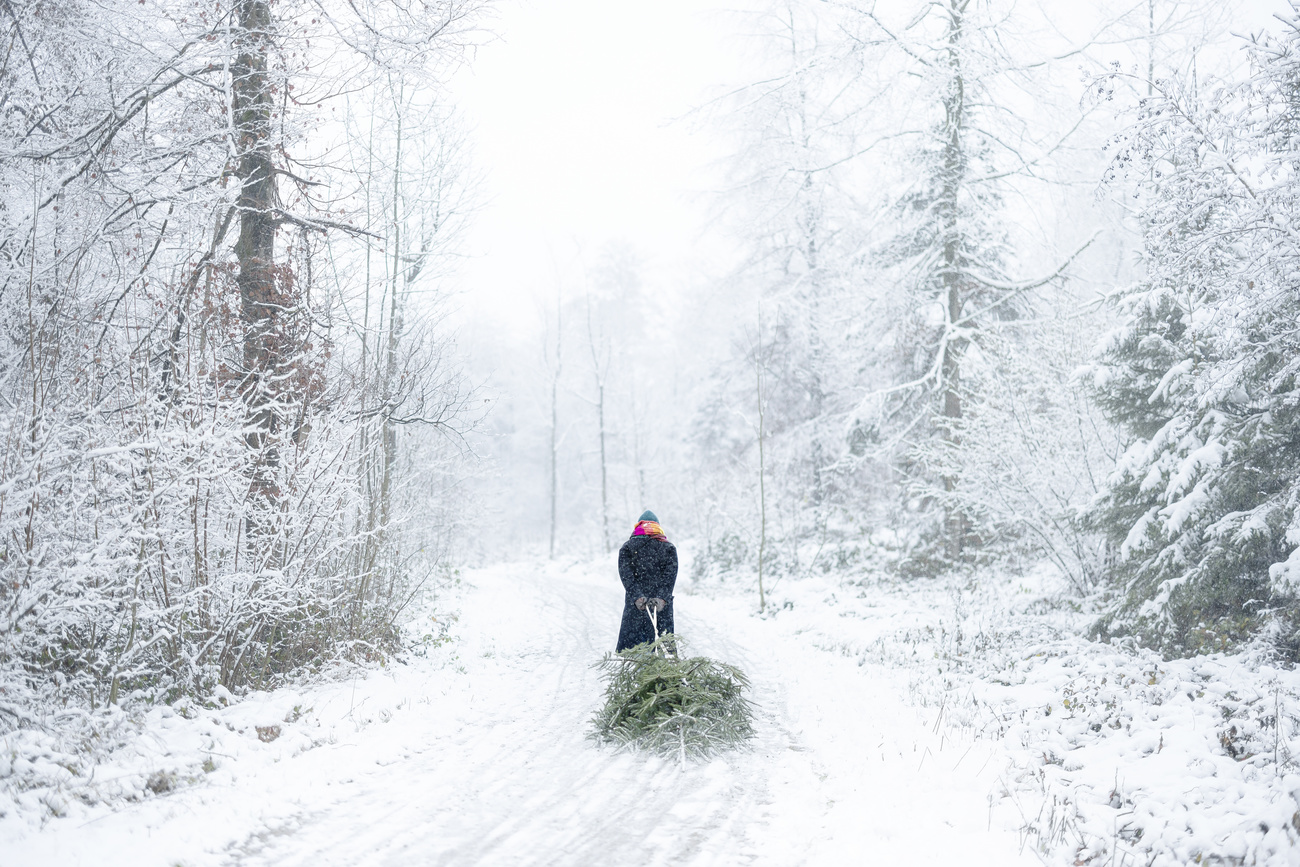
[222, 560, 1036, 867]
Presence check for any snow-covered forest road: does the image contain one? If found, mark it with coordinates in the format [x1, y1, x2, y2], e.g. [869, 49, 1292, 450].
[8, 560, 1036, 867]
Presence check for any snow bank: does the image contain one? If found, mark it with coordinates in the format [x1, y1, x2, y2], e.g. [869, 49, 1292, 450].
[0, 685, 334, 826]
[740, 562, 1300, 865]
[8, 554, 1297, 866]
[0, 607, 458, 864]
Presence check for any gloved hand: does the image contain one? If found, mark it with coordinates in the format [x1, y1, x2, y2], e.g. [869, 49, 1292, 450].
[635, 597, 648, 611]
[650, 597, 667, 613]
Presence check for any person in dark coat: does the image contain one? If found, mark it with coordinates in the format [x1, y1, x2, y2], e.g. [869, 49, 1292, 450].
[615, 510, 678, 652]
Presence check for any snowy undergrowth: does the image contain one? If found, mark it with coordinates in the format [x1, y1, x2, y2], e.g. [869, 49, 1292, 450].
[718, 561, 1300, 866]
[0, 608, 457, 833]
[12, 553, 1300, 866]
[2, 688, 327, 825]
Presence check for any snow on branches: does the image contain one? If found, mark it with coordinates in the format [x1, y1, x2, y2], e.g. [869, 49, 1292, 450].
[1087, 13, 1300, 658]
[0, 0, 486, 740]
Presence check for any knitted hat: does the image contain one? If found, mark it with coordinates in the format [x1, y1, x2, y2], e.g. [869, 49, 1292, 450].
[638, 510, 658, 523]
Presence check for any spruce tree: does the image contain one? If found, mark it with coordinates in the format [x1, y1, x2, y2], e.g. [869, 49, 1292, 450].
[1088, 15, 1300, 657]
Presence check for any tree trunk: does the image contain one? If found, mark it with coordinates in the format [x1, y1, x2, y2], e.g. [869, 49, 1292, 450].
[356, 106, 377, 619]
[586, 298, 611, 555]
[232, 0, 281, 549]
[939, 0, 969, 559]
[756, 322, 768, 614]
[378, 105, 405, 597]
[803, 174, 827, 532]
[1148, 0, 1156, 98]
[597, 378, 610, 555]
[549, 290, 561, 559]
[794, 52, 827, 531]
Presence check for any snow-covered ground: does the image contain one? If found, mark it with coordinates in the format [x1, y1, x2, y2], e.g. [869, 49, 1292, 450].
[6, 555, 1299, 865]
[753, 563, 1300, 866]
[3, 558, 1038, 867]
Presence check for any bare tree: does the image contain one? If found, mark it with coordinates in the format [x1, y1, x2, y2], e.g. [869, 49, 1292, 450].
[754, 316, 769, 614]
[841, 0, 1101, 559]
[0, 0, 488, 725]
[548, 285, 564, 559]
[584, 292, 613, 554]
[233, 0, 289, 555]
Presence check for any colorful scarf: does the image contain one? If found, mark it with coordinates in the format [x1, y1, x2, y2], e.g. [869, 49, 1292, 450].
[633, 519, 667, 541]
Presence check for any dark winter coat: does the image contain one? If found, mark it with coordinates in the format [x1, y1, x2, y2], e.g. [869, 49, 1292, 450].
[615, 534, 678, 652]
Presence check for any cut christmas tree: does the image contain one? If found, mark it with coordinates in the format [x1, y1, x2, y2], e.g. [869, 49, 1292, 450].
[590, 635, 754, 761]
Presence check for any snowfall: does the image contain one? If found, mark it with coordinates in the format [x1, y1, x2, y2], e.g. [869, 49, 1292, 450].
[3, 554, 1300, 866]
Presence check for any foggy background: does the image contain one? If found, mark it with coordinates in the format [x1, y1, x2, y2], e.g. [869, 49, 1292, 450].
[448, 0, 1281, 567]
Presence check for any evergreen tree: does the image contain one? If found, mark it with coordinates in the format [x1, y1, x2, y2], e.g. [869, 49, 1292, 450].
[1088, 14, 1300, 657]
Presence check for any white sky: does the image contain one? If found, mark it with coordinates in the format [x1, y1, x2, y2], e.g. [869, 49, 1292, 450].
[447, 0, 1292, 340]
[448, 0, 758, 337]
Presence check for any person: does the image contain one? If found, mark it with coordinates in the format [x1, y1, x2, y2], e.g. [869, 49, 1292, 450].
[615, 510, 678, 652]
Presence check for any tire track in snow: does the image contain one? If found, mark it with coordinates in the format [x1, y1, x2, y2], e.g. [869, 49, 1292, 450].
[225, 562, 808, 867]
[222, 559, 1039, 867]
